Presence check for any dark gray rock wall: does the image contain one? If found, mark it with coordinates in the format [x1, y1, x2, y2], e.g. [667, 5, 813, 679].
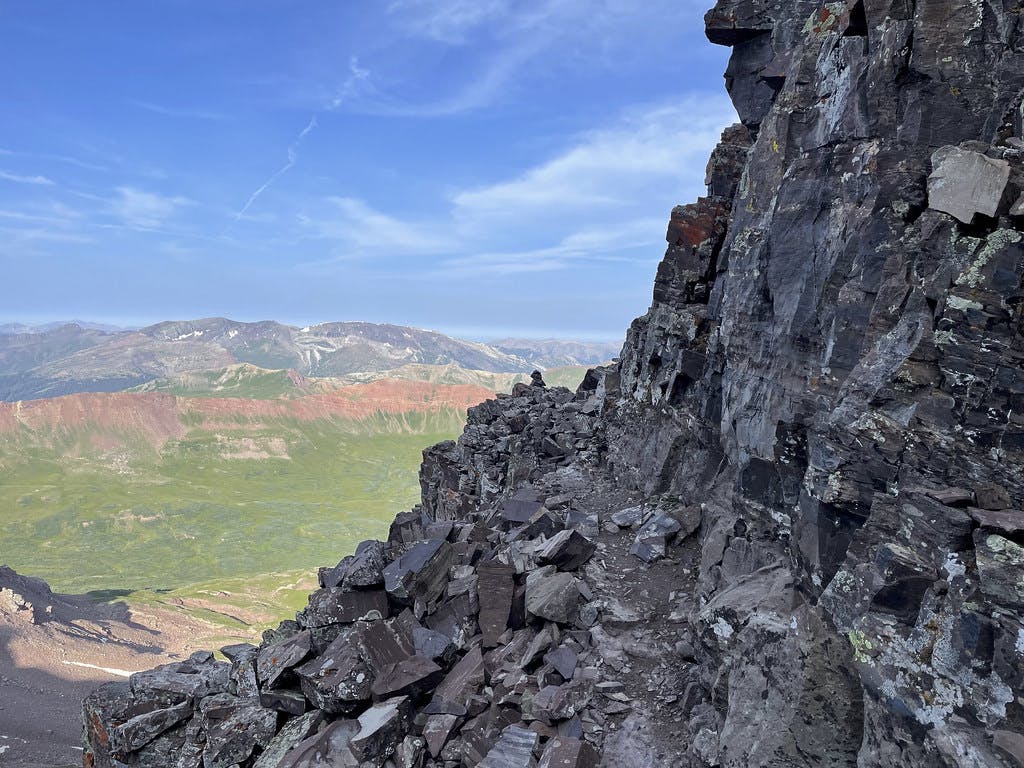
[607, 0, 1024, 764]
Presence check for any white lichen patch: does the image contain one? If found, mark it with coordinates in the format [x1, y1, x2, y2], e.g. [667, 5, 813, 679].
[956, 229, 1021, 288]
[943, 552, 966, 579]
[713, 617, 735, 640]
[946, 294, 984, 312]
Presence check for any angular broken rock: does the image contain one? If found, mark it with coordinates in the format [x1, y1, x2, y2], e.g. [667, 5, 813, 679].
[257, 629, 313, 688]
[383, 539, 454, 606]
[296, 630, 372, 713]
[302, 588, 389, 627]
[129, 656, 230, 705]
[531, 681, 592, 724]
[477, 562, 516, 647]
[629, 512, 682, 563]
[526, 571, 582, 624]
[537, 529, 596, 572]
[610, 506, 647, 529]
[277, 719, 360, 768]
[928, 146, 1010, 223]
[478, 724, 541, 768]
[543, 646, 579, 681]
[539, 736, 601, 768]
[500, 492, 546, 526]
[200, 694, 279, 768]
[252, 710, 324, 768]
[432, 646, 485, 711]
[423, 713, 462, 757]
[108, 699, 192, 755]
[259, 687, 306, 715]
[358, 620, 415, 674]
[370, 655, 444, 700]
[974, 530, 1024, 610]
[413, 625, 456, 662]
[350, 696, 411, 763]
[321, 539, 387, 589]
[968, 507, 1024, 536]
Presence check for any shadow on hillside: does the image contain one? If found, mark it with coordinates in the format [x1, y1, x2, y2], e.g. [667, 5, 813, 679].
[0, 626, 103, 768]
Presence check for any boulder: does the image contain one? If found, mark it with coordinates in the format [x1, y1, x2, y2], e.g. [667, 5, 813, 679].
[537, 530, 596, 572]
[526, 572, 582, 624]
[927, 146, 1010, 223]
[383, 539, 454, 606]
[257, 629, 313, 688]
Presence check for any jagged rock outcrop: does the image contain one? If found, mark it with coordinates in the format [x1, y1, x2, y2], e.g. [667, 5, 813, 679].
[85, 1, 1024, 766]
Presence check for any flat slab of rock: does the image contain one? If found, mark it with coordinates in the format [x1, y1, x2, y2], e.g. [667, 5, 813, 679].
[968, 507, 1024, 536]
[350, 696, 411, 763]
[109, 700, 191, 755]
[477, 563, 516, 647]
[539, 736, 601, 768]
[928, 146, 1009, 223]
[433, 646, 485, 710]
[478, 724, 540, 768]
[371, 655, 444, 700]
[303, 588, 388, 627]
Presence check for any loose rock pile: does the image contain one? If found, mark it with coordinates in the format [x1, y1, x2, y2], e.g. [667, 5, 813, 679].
[83, 387, 708, 768]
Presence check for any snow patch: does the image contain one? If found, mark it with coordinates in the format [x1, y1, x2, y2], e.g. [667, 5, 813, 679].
[62, 660, 133, 677]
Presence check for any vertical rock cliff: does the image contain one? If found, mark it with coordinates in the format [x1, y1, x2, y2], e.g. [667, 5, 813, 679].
[83, 1, 1023, 766]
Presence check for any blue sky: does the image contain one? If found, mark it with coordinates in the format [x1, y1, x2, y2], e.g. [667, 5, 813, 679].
[0, 1, 734, 341]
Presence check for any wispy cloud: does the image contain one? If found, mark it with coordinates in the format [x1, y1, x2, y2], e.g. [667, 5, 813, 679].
[329, 57, 371, 110]
[1, 147, 110, 172]
[0, 170, 56, 186]
[131, 100, 229, 121]
[387, 0, 510, 44]
[301, 196, 453, 256]
[304, 95, 736, 276]
[343, 0, 693, 118]
[111, 186, 193, 228]
[451, 96, 736, 237]
[235, 116, 318, 220]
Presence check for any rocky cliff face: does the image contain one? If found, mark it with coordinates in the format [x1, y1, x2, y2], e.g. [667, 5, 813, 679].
[83, 1, 1023, 766]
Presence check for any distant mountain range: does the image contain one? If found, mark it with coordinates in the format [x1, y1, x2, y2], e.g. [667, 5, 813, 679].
[0, 318, 620, 402]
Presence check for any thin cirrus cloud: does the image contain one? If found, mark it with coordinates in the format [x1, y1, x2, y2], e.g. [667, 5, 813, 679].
[0, 170, 56, 186]
[130, 100, 229, 122]
[110, 186, 193, 229]
[348, 0, 699, 119]
[302, 196, 454, 256]
[386, 0, 510, 44]
[304, 94, 737, 277]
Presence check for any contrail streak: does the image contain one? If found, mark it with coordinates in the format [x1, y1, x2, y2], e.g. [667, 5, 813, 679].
[235, 116, 317, 220]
